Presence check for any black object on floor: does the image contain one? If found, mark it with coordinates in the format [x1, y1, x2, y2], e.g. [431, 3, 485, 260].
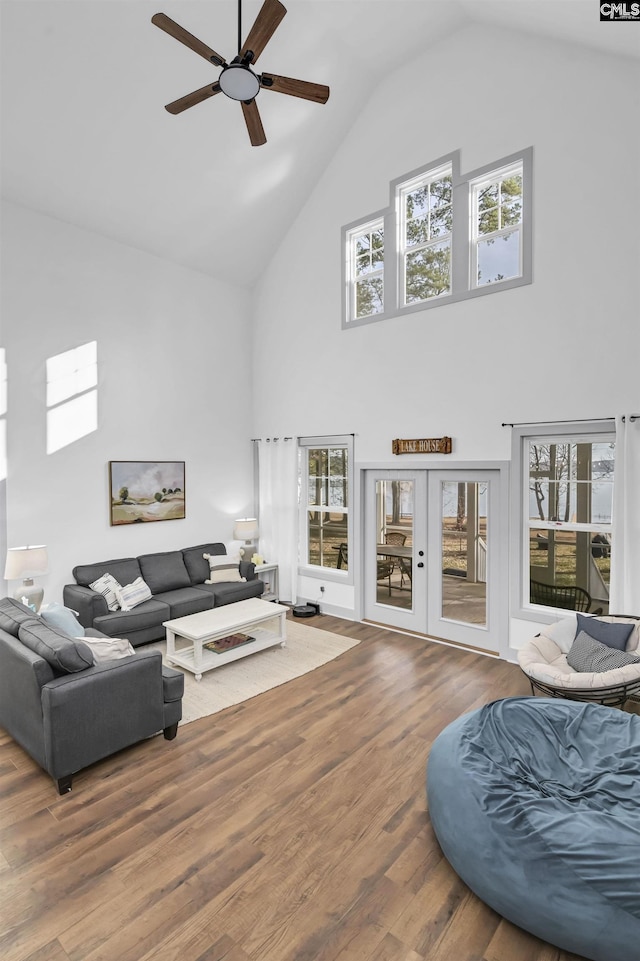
[292, 603, 320, 618]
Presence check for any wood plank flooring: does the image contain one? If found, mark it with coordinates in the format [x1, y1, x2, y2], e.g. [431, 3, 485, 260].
[0, 615, 587, 961]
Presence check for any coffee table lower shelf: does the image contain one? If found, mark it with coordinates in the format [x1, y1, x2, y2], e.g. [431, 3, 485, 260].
[163, 598, 289, 681]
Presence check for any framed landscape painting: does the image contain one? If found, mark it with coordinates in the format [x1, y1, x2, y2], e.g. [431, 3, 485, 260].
[109, 461, 185, 526]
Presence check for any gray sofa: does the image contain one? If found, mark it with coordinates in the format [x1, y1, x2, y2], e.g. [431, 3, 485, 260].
[63, 542, 264, 646]
[0, 597, 184, 794]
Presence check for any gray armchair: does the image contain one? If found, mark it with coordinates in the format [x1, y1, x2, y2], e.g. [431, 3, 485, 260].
[0, 598, 183, 794]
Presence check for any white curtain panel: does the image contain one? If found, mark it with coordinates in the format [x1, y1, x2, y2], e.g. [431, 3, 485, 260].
[610, 415, 640, 613]
[258, 438, 298, 604]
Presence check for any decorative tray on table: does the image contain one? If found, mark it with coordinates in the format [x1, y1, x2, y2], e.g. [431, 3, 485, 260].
[203, 633, 256, 654]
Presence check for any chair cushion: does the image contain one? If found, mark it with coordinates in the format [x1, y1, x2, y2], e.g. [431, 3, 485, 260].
[193, 579, 264, 606]
[138, 551, 191, 594]
[18, 620, 94, 673]
[93, 598, 170, 638]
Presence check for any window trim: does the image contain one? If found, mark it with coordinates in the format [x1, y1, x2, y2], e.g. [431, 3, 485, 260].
[510, 419, 615, 623]
[298, 434, 354, 585]
[341, 147, 533, 329]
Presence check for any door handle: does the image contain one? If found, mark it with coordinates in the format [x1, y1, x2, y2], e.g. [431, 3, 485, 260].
[417, 562, 424, 568]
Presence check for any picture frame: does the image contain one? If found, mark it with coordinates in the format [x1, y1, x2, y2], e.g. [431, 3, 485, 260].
[109, 461, 185, 526]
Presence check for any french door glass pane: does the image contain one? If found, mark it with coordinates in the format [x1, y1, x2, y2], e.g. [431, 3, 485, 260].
[375, 479, 413, 609]
[441, 481, 487, 626]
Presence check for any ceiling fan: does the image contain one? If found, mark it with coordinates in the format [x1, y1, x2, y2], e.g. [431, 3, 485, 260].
[152, 0, 330, 146]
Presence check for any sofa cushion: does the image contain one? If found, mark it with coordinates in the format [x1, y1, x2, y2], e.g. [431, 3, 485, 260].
[138, 551, 191, 594]
[0, 597, 39, 636]
[576, 613, 635, 651]
[40, 602, 85, 637]
[74, 557, 141, 590]
[115, 577, 153, 611]
[181, 543, 227, 585]
[18, 620, 94, 673]
[154, 588, 213, 619]
[93, 598, 171, 638]
[194, 579, 264, 606]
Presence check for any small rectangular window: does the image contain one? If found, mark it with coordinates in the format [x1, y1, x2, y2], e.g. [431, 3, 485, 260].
[472, 163, 523, 288]
[399, 166, 452, 305]
[299, 437, 352, 578]
[523, 432, 615, 616]
[346, 219, 384, 321]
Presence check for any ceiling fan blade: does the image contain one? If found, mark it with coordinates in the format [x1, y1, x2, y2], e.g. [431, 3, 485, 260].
[165, 82, 222, 115]
[152, 13, 226, 67]
[240, 0, 286, 65]
[261, 73, 329, 104]
[241, 100, 267, 146]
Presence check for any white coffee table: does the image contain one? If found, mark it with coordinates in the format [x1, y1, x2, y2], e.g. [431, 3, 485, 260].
[163, 597, 288, 681]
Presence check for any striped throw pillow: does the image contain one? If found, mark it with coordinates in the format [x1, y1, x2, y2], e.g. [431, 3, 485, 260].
[89, 573, 122, 612]
[115, 577, 153, 612]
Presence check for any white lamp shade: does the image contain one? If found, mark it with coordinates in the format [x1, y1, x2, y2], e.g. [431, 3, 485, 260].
[4, 545, 49, 580]
[233, 518, 259, 542]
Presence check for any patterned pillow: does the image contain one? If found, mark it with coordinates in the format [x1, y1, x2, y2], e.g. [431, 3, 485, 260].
[115, 577, 153, 611]
[203, 553, 244, 584]
[567, 631, 640, 673]
[89, 573, 122, 612]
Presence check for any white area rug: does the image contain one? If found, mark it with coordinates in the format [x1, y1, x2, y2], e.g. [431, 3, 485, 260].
[149, 620, 360, 724]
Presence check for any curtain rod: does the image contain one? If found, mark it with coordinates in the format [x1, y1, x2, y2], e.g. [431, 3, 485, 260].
[501, 416, 624, 427]
[251, 436, 293, 442]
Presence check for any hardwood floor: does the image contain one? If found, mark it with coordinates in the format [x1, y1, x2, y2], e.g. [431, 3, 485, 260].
[0, 615, 585, 961]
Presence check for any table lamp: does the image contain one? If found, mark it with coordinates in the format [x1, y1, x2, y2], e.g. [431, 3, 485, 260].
[233, 518, 259, 557]
[4, 545, 49, 612]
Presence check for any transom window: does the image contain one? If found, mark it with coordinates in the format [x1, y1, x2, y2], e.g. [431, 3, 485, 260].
[348, 219, 384, 321]
[399, 165, 452, 305]
[342, 147, 532, 328]
[472, 163, 523, 287]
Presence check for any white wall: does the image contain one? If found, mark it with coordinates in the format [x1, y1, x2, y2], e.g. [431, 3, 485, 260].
[1, 201, 254, 603]
[252, 23, 640, 632]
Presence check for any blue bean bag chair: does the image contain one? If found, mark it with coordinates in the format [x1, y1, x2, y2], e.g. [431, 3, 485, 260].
[427, 697, 640, 961]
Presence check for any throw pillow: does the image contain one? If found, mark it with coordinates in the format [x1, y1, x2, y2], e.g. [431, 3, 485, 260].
[575, 613, 634, 652]
[89, 573, 122, 612]
[567, 631, 640, 673]
[203, 553, 245, 584]
[80, 637, 135, 662]
[40, 602, 85, 637]
[18, 620, 94, 673]
[115, 577, 153, 612]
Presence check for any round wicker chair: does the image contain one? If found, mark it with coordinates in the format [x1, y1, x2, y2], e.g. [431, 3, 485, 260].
[518, 614, 640, 708]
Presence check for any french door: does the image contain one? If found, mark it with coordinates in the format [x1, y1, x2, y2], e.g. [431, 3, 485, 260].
[363, 469, 502, 653]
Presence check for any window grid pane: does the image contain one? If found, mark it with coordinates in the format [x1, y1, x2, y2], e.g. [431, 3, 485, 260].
[526, 437, 615, 612]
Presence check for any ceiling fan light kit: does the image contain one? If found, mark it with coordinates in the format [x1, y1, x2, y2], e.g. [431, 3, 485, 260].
[152, 0, 330, 146]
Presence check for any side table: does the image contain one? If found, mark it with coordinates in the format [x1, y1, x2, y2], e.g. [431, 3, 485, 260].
[255, 563, 279, 602]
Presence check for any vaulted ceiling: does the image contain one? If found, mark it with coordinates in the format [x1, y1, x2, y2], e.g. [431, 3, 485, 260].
[2, 1, 638, 289]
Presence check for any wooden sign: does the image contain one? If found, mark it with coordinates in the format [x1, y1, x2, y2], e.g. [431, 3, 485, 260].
[392, 437, 452, 455]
